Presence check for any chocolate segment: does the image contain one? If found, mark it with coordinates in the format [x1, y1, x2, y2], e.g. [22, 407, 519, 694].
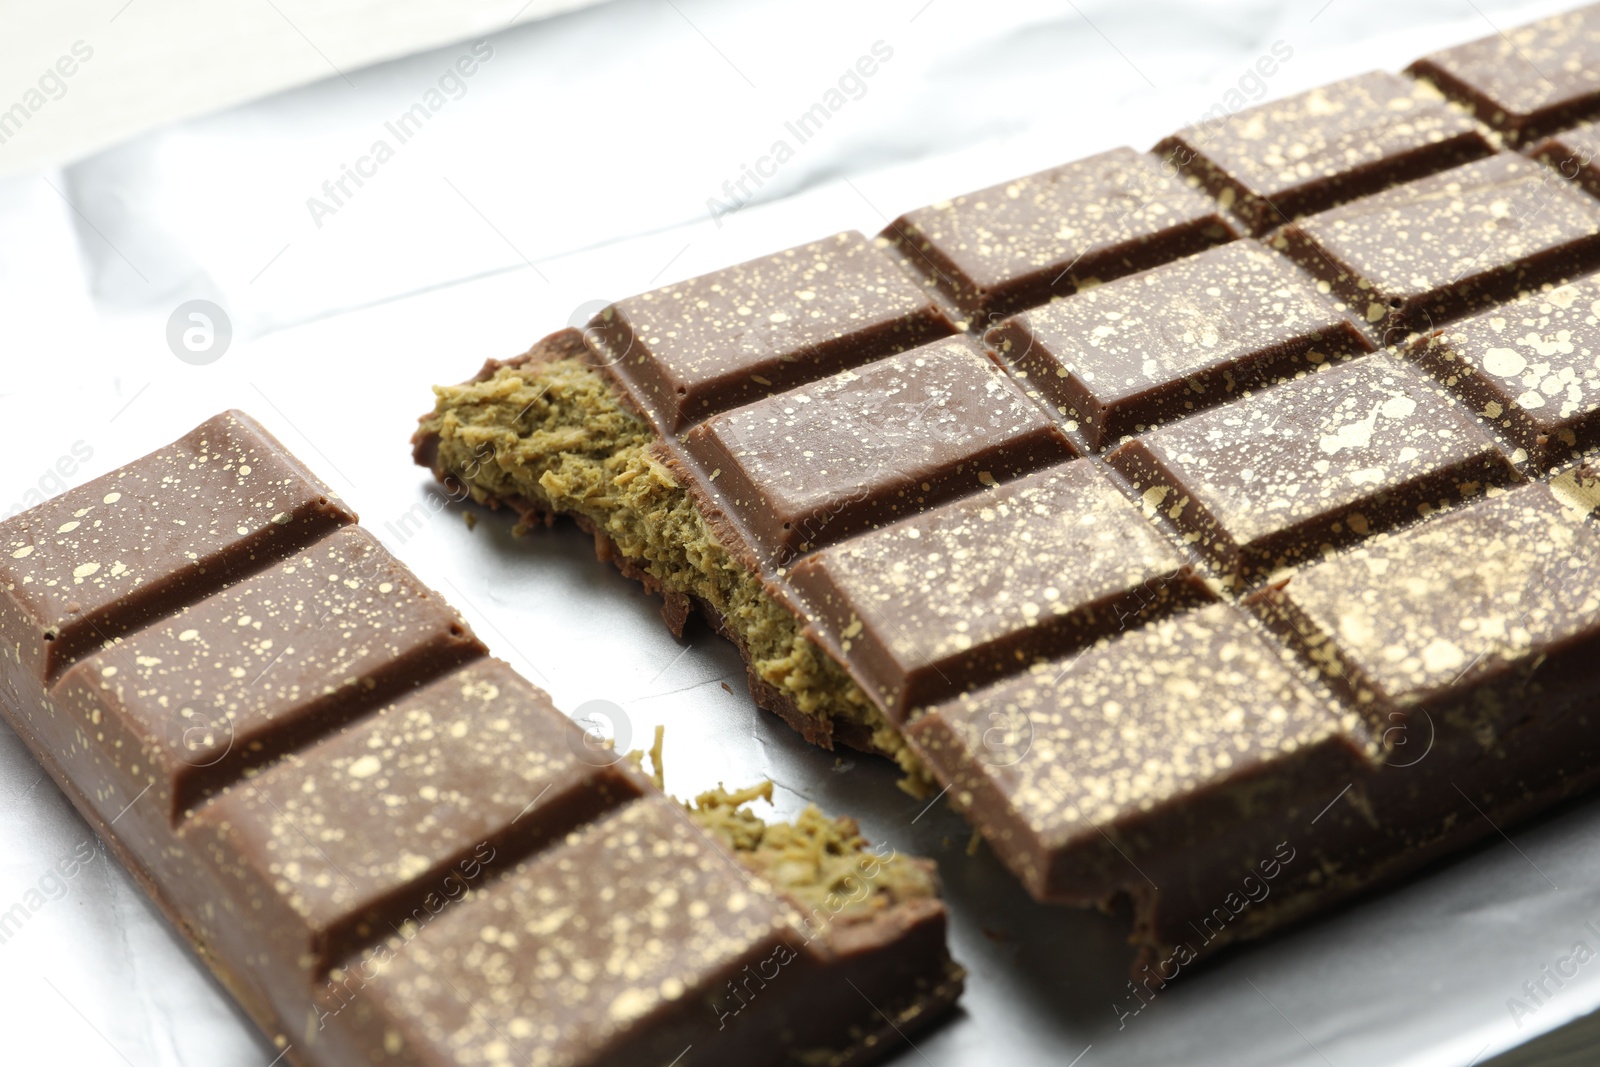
[1534, 117, 1600, 201]
[790, 460, 1211, 719]
[1408, 273, 1600, 466]
[882, 146, 1236, 322]
[0, 410, 354, 684]
[1249, 475, 1600, 733]
[184, 658, 641, 979]
[589, 231, 955, 433]
[1272, 154, 1600, 336]
[903, 602, 1376, 903]
[682, 335, 1075, 568]
[987, 240, 1373, 450]
[1157, 71, 1494, 235]
[1106, 355, 1520, 581]
[0, 413, 962, 1067]
[52, 526, 485, 822]
[1408, 3, 1600, 144]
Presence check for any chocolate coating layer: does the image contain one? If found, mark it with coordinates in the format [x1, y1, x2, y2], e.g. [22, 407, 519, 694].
[1250, 475, 1600, 732]
[905, 602, 1375, 902]
[1533, 117, 1600, 198]
[684, 335, 1075, 568]
[790, 460, 1211, 720]
[1409, 273, 1600, 466]
[0, 410, 354, 683]
[53, 526, 484, 822]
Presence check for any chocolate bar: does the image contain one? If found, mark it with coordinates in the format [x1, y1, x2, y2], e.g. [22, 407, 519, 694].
[417, 2, 1600, 972]
[0, 412, 962, 1066]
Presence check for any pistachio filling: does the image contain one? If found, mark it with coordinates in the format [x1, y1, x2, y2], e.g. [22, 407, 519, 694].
[627, 727, 937, 922]
[688, 780, 938, 923]
[419, 356, 930, 784]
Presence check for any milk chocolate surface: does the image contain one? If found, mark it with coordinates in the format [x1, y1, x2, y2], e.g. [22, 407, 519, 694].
[988, 240, 1373, 450]
[1273, 154, 1600, 336]
[1158, 70, 1494, 234]
[1409, 2, 1600, 143]
[1106, 354, 1520, 580]
[1535, 117, 1600, 197]
[1409, 273, 1600, 466]
[590, 230, 955, 433]
[789, 460, 1209, 719]
[881, 146, 1235, 321]
[683, 335, 1075, 568]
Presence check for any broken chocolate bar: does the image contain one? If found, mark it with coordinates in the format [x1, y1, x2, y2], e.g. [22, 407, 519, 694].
[416, 2, 1600, 974]
[0, 411, 961, 1067]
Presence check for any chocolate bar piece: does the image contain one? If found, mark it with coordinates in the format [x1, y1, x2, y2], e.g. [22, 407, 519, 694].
[416, 4, 1600, 975]
[987, 239, 1374, 450]
[0, 412, 961, 1067]
[788, 459, 1212, 719]
[1157, 70, 1494, 235]
[1409, 2, 1600, 144]
[682, 335, 1075, 568]
[1534, 117, 1600, 198]
[1409, 274, 1600, 466]
[1106, 354, 1521, 581]
[589, 230, 956, 433]
[1271, 153, 1600, 337]
[881, 146, 1236, 322]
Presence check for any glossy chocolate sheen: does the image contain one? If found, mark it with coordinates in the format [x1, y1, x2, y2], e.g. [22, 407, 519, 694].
[331, 794, 956, 1067]
[1106, 354, 1521, 582]
[1157, 70, 1495, 235]
[988, 240, 1374, 450]
[0, 413, 960, 1067]
[1409, 273, 1600, 467]
[1272, 153, 1600, 336]
[589, 230, 956, 433]
[683, 335, 1075, 569]
[1409, 2, 1600, 143]
[881, 146, 1236, 321]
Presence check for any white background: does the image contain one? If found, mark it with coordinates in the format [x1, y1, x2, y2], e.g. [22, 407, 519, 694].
[2, 1, 1599, 1064]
